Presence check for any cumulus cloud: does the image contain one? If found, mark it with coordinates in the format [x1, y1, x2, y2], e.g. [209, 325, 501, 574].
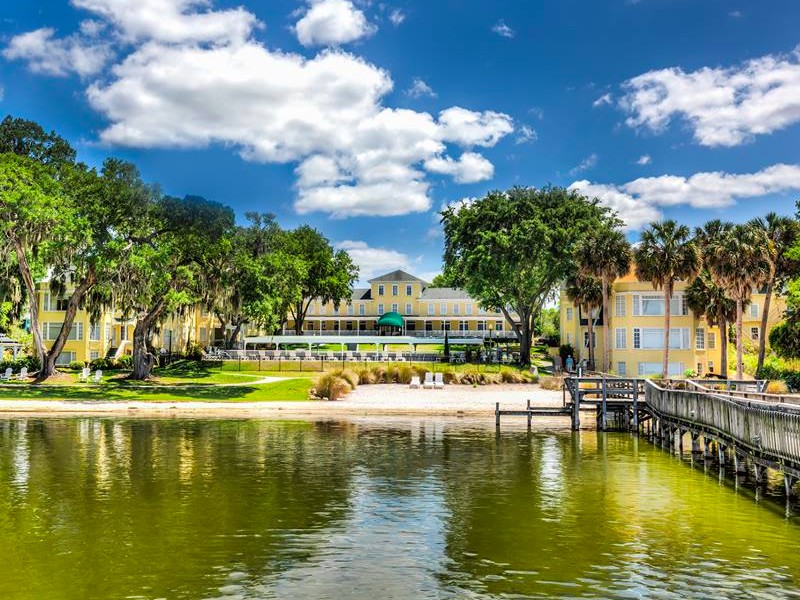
[568, 153, 598, 176]
[636, 154, 652, 165]
[491, 20, 515, 38]
[388, 9, 405, 26]
[336, 240, 411, 281]
[5, 0, 515, 219]
[294, 0, 376, 47]
[570, 163, 800, 230]
[515, 125, 537, 144]
[405, 78, 436, 98]
[424, 152, 494, 183]
[620, 45, 800, 146]
[3, 27, 111, 77]
[593, 93, 613, 108]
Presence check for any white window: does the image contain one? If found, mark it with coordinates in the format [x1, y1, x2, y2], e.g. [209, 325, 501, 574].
[633, 328, 641, 349]
[333, 306, 340, 316]
[405, 303, 412, 315]
[615, 295, 626, 317]
[566, 307, 574, 321]
[105, 324, 111, 341]
[708, 331, 716, 349]
[308, 302, 314, 315]
[359, 304, 365, 316]
[695, 327, 705, 350]
[392, 284, 398, 296]
[200, 327, 207, 342]
[465, 303, 473, 315]
[641, 294, 664, 316]
[633, 295, 641, 316]
[750, 326, 760, 340]
[615, 328, 627, 350]
[378, 285, 385, 296]
[406, 284, 412, 296]
[90, 323, 101, 341]
[477, 321, 485, 331]
[320, 303, 327, 315]
[583, 331, 596, 348]
[453, 304, 460, 316]
[428, 303, 435, 316]
[55, 352, 76, 366]
[378, 303, 385, 315]
[391, 303, 398, 313]
[617, 362, 627, 375]
[708, 360, 715, 373]
[636, 327, 689, 350]
[90, 351, 99, 361]
[495, 321, 503, 331]
[750, 303, 760, 318]
[638, 362, 684, 376]
[440, 302, 447, 315]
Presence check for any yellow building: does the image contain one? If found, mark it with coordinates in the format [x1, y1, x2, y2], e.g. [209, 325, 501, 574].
[286, 270, 519, 338]
[559, 270, 786, 377]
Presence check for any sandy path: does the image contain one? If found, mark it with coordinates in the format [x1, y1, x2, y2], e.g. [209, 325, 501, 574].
[0, 384, 569, 418]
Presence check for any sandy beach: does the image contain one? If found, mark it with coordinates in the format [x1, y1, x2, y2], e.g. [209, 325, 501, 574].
[0, 383, 568, 419]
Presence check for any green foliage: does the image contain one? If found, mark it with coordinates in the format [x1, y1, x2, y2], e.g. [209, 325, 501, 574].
[115, 355, 133, 369]
[442, 186, 615, 364]
[0, 115, 76, 166]
[0, 355, 40, 372]
[559, 344, 575, 363]
[758, 359, 800, 393]
[535, 307, 560, 345]
[89, 357, 115, 370]
[430, 273, 457, 287]
[769, 321, 800, 359]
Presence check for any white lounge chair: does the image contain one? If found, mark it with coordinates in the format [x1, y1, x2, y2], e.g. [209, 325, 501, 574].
[0, 368, 12, 381]
[92, 370, 103, 383]
[79, 367, 91, 382]
[423, 372, 434, 389]
[409, 376, 420, 389]
[434, 373, 445, 389]
[17, 367, 28, 380]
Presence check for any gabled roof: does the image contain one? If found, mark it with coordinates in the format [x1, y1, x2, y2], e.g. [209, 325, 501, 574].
[419, 287, 472, 300]
[368, 270, 430, 284]
[351, 288, 372, 301]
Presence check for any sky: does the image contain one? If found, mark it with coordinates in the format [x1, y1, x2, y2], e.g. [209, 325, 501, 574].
[1, 0, 800, 284]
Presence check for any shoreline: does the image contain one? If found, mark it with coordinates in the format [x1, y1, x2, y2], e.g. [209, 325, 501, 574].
[0, 384, 570, 419]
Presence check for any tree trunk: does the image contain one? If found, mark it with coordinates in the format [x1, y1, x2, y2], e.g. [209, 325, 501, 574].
[294, 301, 304, 334]
[735, 298, 744, 380]
[519, 315, 532, 366]
[586, 305, 595, 370]
[215, 313, 228, 348]
[602, 279, 610, 373]
[719, 316, 729, 378]
[227, 321, 243, 347]
[757, 279, 773, 374]
[663, 284, 672, 379]
[131, 298, 167, 380]
[38, 269, 96, 382]
[13, 239, 46, 372]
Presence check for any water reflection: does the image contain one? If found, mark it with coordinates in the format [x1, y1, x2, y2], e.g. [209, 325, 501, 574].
[0, 418, 798, 599]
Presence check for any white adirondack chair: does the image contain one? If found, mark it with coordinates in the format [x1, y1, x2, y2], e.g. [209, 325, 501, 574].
[17, 367, 28, 380]
[409, 376, 420, 389]
[92, 370, 103, 383]
[79, 367, 91, 382]
[0, 368, 12, 381]
[434, 373, 445, 389]
[423, 372, 434, 389]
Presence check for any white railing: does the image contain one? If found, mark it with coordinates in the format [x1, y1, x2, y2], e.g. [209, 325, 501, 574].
[293, 329, 514, 338]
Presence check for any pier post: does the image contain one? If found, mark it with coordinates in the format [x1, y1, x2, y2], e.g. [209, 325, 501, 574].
[571, 388, 581, 431]
[785, 474, 794, 498]
[632, 382, 639, 431]
[703, 437, 713, 460]
[678, 428, 684, 455]
[717, 443, 726, 466]
[691, 433, 701, 455]
[601, 378, 607, 431]
[754, 464, 767, 486]
[526, 399, 532, 429]
[495, 402, 500, 428]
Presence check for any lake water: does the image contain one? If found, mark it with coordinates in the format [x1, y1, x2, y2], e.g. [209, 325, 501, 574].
[1, 417, 800, 599]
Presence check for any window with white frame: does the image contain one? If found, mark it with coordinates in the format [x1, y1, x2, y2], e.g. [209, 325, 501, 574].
[708, 360, 715, 373]
[42, 322, 83, 341]
[477, 321, 485, 331]
[105, 324, 111, 341]
[406, 284, 412, 295]
[440, 302, 447, 315]
[378, 303, 385, 315]
[90, 351, 99, 361]
[750, 303, 759, 318]
[200, 327, 207, 342]
[359, 304, 365, 316]
[90, 323, 101, 341]
[695, 327, 705, 350]
[347, 304, 354, 316]
[633, 328, 641, 349]
[615, 295, 626, 317]
[708, 331, 716, 349]
[465, 303, 473, 315]
[405, 303, 413, 315]
[55, 352, 76, 366]
[615, 328, 627, 349]
[378, 285, 385, 295]
[750, 326, 759, 340]
[617, 362, 627, 375]
[333, 305, 340, 316]
[566, 307, 573, 321]
[453, 304, 460, 316]
[583, 331, 596, 348]
[638, 362, 684, 376]
[320, 303, 326, 315]
[307, 302, 314, 315]
[633, 327, 689, 349]
[495, 321, 503, 331]
[633, 295, 641, 316]
[633, 294, 686, 316]
[392, 284, 398, 296]
[566, 332, 574, 345]
[391, 303, 398, 313]
[427, 303, 434, 316]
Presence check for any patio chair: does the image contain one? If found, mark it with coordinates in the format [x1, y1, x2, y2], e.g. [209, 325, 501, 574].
[92, 370, 103, 383]
[434, 373, 445, 389]
[0, 368, 12, 381]
[17, 367, 28, 380]
[423, 372, 434, 389]
[409, 376, 420, 389]
[79, 367, 91, 382]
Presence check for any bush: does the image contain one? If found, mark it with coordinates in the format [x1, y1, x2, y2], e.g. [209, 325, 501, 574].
[90, 356, 115, 370]
[759, 362, 800, 393]
[183, 342, 205, 361]
[0, 355, 40, 372]
[356, 367, 376, 385]
[67, 361, 84, 371]
[770, 321, 800, 359]
[339, 369, 359, 388]
[310, 371, 355, 401]
[539, 376, 562, 390]
[766, 380, 790, 395]
[115, 355, 133, 369]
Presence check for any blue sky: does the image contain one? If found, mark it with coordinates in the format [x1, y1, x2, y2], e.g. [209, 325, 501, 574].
[2, 0, 800, 283]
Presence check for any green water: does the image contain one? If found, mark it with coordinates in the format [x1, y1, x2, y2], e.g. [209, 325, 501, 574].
[1, 418, 800, 599]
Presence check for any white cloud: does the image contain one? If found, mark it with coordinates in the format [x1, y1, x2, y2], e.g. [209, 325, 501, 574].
[3, 27, 111, 77]
[491, 20, 515, 38]
[438, 107, 514, 147]
[424, 152, 494, 183]
[570, 163, 800, 230]
[593, 93, 613, 107]
[620, 45, 800, 146]
[388, 9, 405, 26]
[729, 10, 743, 18]
[568, 153, 598, 176]
[636, 154, 652, 165]
[515, 124, 537, 144]
[7, 0, 514, 218]
[336, 240, 411, 281]
[405, 78, 436, 98]
[294, 0, 376, 47]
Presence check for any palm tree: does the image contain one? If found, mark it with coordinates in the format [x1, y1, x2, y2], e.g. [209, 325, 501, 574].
[634, 220, 701, 378]
[575, 227, 632, 373]
[707, 223, 773, 379]
[685, 270, 736, 377]
[748, 213, 799, 373]
[565, 273, 603, 369]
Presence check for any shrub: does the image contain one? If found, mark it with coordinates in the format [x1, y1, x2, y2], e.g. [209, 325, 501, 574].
[395, 364, 414, 384]
[0, 356, 40, 372]
[115, 355, 133, 369]
[766, 380, 790, 395]
[90, 356, 115, 370]
[369, 365, 388, 383]
[442, 370, 459, 384]
[770, 321, 800, 359]
[356, 367, 376, 385]
[183, 342, 205, 361]
[339, 369, 359, 388]
[758, 359, 800, 392]
[500, 369, 523, 383]
[311, 371, 354, 401]
[520, 371, 539, 384]
[539, 376, 562, 391]
[67, 361, 84, 371]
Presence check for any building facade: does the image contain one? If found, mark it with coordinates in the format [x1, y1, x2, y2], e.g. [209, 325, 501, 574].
[559, 270, 786, 377]
[286, 270, 518, 338]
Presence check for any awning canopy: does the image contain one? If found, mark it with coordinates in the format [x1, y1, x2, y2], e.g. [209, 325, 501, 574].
[377, 312, 404, 328]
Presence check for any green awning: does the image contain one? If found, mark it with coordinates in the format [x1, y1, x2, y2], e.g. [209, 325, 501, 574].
[377, 311, 404, 328]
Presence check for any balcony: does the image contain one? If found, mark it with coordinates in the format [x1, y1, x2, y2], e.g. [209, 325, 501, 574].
[291, 329, 515, 339]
